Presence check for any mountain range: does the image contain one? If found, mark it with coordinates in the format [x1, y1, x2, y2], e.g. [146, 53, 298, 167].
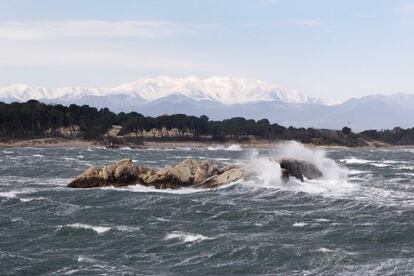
[1, 76, 413, 131]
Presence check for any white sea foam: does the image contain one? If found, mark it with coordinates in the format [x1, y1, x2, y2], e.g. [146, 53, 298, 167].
[399, 165, 414, 170]
[2, 150, 14, 154]
[349, 169, 370, 175]
[293, 222, 308, 227]
[370, 163, 389, 168]
[244, 141, 353, 196]
[32, 154, 44, 157]
[115, 225, 141, 232]
[340, 157, 372, 164]
[382, 160, 407, 164]
[0, 189, 35, 199]
[101, 181, 239, 194]
[77, 255, 97, 263]
[318, 247, 334, 253]
[207, 144, 242, 151]
[63, 157, 78, 161]
[65, 223, 111, 234]
[0, 191, 18, 198]
[165, 231, 211, 243]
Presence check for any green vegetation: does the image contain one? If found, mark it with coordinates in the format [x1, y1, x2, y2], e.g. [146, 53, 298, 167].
[1, 100, 413, 146]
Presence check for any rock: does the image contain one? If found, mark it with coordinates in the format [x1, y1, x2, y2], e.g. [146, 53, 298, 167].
[68, 159, 244, 189]
[197, 166, 245, 188]
[279, 159, 323, 182]
[68, 159, 141, 188]
[68, 157, 324, 189]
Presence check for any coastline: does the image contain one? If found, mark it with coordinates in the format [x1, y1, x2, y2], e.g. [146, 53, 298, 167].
[0, 137, 395, 149]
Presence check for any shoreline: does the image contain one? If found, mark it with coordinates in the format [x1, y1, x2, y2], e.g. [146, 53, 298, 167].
[0, 137, 399, 149]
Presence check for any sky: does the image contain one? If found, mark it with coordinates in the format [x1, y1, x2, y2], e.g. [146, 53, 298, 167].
[0, 0, 413, 101]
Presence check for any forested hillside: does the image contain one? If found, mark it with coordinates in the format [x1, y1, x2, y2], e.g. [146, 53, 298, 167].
[1, 100, 412, 146]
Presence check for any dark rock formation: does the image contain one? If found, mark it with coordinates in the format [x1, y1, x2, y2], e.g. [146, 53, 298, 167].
[279, 159, 323, 182]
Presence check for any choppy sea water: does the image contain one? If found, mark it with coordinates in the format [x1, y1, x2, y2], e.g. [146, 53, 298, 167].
[1, 143, 414, 275]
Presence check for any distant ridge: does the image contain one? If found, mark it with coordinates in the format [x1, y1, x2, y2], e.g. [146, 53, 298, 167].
[1, 77, 414, 130]
[0, 77, 329, 105]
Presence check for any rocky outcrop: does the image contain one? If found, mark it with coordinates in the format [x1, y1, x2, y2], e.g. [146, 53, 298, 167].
[68, 159, 245, 189]
[279, 159, 323, 182]
[68, 158, 325, 190]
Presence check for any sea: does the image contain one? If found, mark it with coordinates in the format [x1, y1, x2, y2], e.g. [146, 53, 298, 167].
[1, 141, 413, 275]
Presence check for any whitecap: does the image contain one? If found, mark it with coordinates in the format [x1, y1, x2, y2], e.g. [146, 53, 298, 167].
[19, 197, 46, 202]
[399, 165, 414, 170]
[293, 222, 308, 227]
[382, 160, 407, 164]
[207, 144, 242, 151]
[2, 150, 14, 154]
[165, 231, 211, 243]
[317, 247, 334, 253]
[0, 189, 35, 199]
[100, 180, 239, 194]
[63, 157, 77, 161]
[0, 191, 18, 198]
[32, 154, 44, 157]
[65, 223, 111, 234]
[115, 225, 140, 232]
[340, 157, 372, 164]
[244, 142, 354, 196]
[315, 218, 330, 222]
[370, 163, 389, 168]
[77, 255, 97, 263]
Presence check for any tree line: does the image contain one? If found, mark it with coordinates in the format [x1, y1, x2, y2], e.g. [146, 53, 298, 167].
[2, 100, 414, 146]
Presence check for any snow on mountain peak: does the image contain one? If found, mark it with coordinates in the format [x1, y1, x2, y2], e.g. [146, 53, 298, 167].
[109, 76, 325, 105]
[0, 77, 329, 105]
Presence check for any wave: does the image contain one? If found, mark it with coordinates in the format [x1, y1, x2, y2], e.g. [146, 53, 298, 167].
[77, 255, 97, 263]
[101, 180, 240, 194]
[62, 223, 140, 234]
[293, 222, 308, 227]
[207, 144, 242, 151]
[317, 247, 334, 253]
[0, 189, 37, 199]
[0, 191, 19, 198]
[244, 141, 354, 196]
[165, 231, 211, 243]
[398, 165, 414, 170]
[370, 163, 389, 168]
[340, 157, 372, 164]
[64, 223, 111, 234]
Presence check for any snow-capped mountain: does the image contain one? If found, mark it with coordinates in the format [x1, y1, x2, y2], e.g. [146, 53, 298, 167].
[2, 77, 414, 130]
[0, 77, 329, 105]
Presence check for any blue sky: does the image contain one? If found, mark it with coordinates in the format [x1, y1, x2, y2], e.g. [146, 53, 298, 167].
[0, 0, 413, 101]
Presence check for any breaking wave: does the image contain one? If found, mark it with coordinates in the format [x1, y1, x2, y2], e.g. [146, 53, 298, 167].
[244, 141, 353, 195]
[207, 144, 242, 151]
[165, 231, 211, 243]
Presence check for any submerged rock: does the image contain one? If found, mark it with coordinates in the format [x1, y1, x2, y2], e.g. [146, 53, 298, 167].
[68, 159, 245, 189]
[279, 159, 323, 182]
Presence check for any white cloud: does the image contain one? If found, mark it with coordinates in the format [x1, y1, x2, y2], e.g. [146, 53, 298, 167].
[0, 20, 216, 40]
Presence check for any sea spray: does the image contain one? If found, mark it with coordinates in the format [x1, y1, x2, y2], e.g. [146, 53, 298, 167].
[245, 141, 354, 195]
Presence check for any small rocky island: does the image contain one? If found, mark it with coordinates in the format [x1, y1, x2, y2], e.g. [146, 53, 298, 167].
[68, 158, 323, 189]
